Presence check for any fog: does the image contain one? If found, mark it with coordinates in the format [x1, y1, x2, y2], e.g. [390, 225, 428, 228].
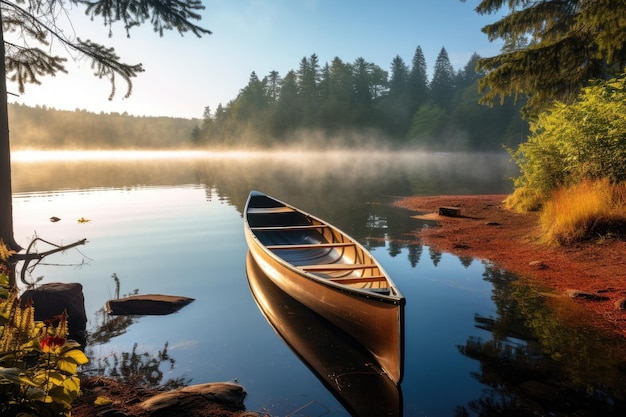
[11, 151, 518, 210]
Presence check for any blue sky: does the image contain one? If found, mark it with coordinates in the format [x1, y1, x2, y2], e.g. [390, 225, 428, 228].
[8, 1, 504, 119]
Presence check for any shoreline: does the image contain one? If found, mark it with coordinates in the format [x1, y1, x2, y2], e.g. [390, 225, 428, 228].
[393, 194, 626, 337]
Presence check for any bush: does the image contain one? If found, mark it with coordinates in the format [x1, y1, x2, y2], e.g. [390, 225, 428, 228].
[540, 179, 626, 244]
[508, 72, 626, 207]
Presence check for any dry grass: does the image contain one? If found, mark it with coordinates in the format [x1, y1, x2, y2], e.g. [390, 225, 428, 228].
[504, 186, 544, 212]
[540, 179, 626, 244]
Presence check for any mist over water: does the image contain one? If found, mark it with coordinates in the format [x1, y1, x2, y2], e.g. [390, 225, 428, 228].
[12, 150, 517, 196]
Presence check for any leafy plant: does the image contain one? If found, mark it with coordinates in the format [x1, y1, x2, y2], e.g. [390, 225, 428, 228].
[0, 266, 88, 416]
[508, 72, 626, 210]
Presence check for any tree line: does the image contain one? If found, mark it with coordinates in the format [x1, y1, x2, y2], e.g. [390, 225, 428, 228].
[192, 46, 528, 150]
[8, 104, 198, 149]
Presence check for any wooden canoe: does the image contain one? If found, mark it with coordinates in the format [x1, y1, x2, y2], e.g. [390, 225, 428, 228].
[246, 252, 401, 416]
[244, 191, 405, 383]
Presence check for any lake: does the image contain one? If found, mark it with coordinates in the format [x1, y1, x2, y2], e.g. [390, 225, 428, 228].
[11, 151, 626, 416]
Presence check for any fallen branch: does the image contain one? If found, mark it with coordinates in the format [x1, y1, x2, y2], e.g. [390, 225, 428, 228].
[11, 237, 88, 286]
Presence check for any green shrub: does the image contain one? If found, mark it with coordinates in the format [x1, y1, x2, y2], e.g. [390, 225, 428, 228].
[508, 72, 626, 207]
[0, 265, 88, 417]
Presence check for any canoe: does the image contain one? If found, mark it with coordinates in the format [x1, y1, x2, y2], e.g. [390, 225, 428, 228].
[244, 191, 405, 383]
[246, 252, 402, 417]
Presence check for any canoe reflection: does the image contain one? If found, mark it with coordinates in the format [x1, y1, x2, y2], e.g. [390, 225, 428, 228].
[246, 252, 402, 417]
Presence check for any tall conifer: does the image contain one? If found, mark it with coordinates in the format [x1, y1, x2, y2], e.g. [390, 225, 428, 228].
[469, 0, 626, 115]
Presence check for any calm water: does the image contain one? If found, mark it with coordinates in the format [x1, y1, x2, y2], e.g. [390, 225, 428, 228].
[11, 151, 626, 416]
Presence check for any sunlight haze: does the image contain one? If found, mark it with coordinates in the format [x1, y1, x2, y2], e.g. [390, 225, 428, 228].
[8, 1, 503, 119]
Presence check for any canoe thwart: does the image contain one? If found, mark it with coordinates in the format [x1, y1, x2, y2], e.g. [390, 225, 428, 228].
[247, 207, 296, 214]
[250, 225, 328, 231]
[301, 264, 379, 271]
[266, 242, 355, 250]
[329, 276, 388, 284]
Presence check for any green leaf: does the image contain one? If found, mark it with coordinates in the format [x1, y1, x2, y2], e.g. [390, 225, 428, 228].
[0, 366, 21, 383]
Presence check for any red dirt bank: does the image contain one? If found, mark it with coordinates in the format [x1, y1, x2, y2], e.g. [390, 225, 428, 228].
[394, 194, 626, 337]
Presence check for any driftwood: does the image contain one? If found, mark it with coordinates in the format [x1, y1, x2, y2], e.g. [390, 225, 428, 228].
[11, 236, 88, 287]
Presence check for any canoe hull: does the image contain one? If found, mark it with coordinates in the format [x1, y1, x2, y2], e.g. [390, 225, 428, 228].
[246, 252, 402, 416]
[244, 191, 404, 383]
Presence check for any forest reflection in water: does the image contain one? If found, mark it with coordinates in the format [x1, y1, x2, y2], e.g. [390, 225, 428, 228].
[455, 265, 626, 416]
[10, 151, 626, 416]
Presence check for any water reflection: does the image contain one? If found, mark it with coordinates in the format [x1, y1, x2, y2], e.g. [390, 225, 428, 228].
[246, 252, 401, 417]
[84, 274, 189, 389]
[457, 265, 626, 416]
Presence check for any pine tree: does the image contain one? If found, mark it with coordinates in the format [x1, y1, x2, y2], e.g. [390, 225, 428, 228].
[469, 0, 626, 115]
[388, 55, 409, 99]
[407, 46, 430, 114]
[296, 54, 321, 126]
[265, 71, 282, 104]
[430, 47, 456, 110]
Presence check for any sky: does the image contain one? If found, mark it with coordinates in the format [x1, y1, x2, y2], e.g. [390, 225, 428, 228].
[8, 1, 505, 120]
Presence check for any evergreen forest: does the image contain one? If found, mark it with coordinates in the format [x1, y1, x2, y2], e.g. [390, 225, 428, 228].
[8, 104, 198, 149]
[8, 46, 529, 151]
[192, 46, 528, 150]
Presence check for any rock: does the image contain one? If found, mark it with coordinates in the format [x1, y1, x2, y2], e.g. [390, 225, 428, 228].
[453, 243, 471, 250]
[140, 382, 246, 415]
[22, 282, 87, 345]
[614, 297, 626, 310]
[106, 294, 194, 316]
[529, 260, 549, 270]
[565, 289, 610, 302]
[438, 206, 461, 217]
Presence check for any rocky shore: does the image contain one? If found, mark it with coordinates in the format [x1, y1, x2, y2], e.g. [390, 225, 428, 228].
[394, 194, 626, 337]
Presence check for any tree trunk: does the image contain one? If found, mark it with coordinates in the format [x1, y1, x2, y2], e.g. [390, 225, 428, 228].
[0, 8, 21, 251]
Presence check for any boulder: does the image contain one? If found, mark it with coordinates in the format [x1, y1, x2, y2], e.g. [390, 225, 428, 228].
[22, 282, 87, 345]
[140, 382, 246, 416]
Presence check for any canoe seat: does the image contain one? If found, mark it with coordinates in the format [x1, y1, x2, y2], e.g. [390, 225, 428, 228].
[266, 242, 355, 250]
[247, 207, 296, 214]
[329, 276, 387, 284]
[250, 225, 329, 231]
[301, 264, 378, 271]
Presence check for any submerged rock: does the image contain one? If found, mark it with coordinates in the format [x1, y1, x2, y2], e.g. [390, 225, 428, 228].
[106, 294, 194, 316]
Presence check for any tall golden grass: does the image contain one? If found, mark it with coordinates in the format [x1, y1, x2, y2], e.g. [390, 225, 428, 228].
[540, 179, 626, 244]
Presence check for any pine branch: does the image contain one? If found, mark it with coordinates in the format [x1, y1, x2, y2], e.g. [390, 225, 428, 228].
[4, 45, 67, 93]
[75, 38, 144, 99]
[76, 0, 212, 37]
[0, 0, 210, 99]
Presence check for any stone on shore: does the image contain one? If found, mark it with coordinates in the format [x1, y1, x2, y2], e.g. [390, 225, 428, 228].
[21, 282, 87, 344]
[565, 289, 610, 302]
[140, 382, 248, 416]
